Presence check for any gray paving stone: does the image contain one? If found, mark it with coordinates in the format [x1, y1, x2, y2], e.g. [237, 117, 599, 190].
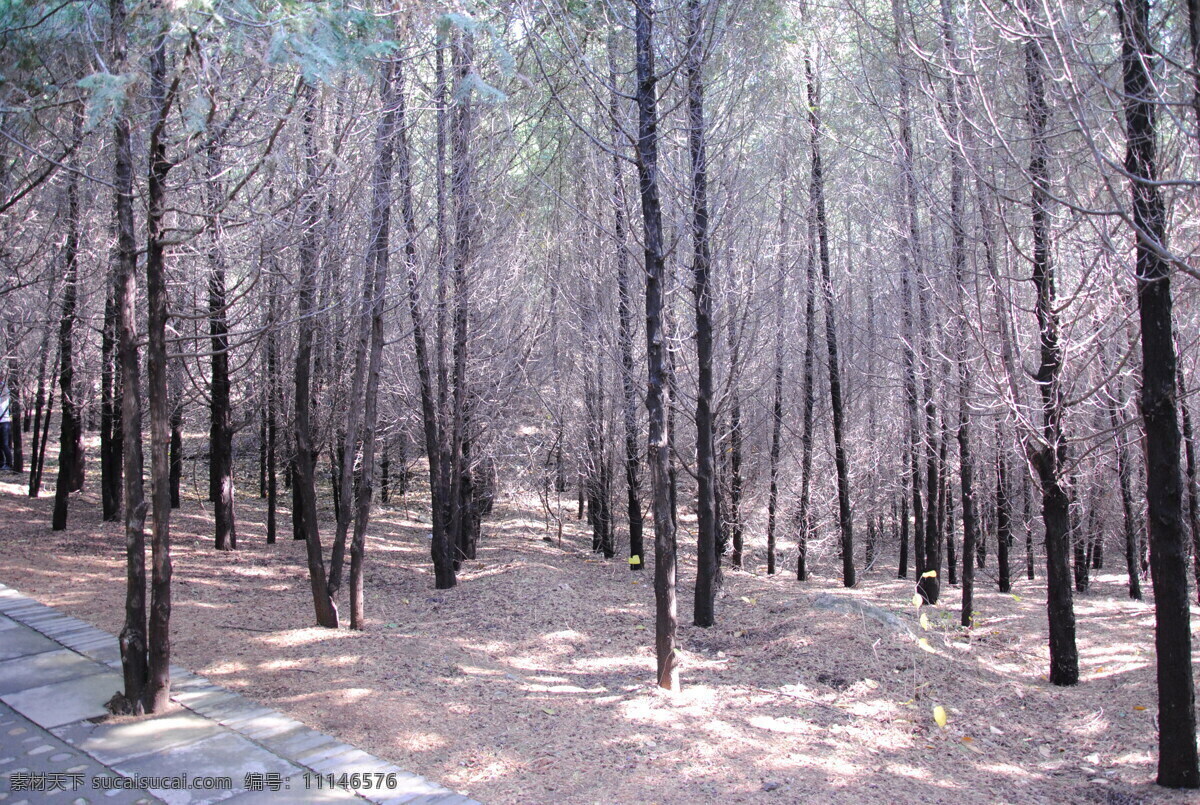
[113, 731, 301, 805]
[1, 670, 123, 728]
[0, 702, 164, 804]
[53, 710, 225, 766]
[0, 621, 59, 661]
[0, 650, 105, 695]
[259, 726, 336, 760]
[215, 706, 276, 731]
[237, 714, 304, 742]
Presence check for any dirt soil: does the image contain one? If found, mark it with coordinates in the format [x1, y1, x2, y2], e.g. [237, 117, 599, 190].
[1, 460, 1198, 805]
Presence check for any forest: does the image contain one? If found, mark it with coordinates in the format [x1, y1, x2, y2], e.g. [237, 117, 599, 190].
[1, 0, 1199, 801]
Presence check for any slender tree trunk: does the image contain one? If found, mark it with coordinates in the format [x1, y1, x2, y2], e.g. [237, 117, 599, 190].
[795, 179, 818, 583]
[899, 493, 910, 578]
[52, 104, 83, 531]
[448, 29, 477, 571]
[1117, 0, 1199, 785]
[30, 347, 56, 497]
[766, 178, 788, 576]
[295, 82, 337, 628]
[110, 0, 147, 715]
[635, 0, 678, 690]
[728, 315, 744, 570]
[997, 439, 1012, 594]
[608, 31, 644, 572]
[1024, 0, 1077, 686]
[400, 52, 453, 591]
[168, 369, 182, 509]
[1177, 363, 1200, 604]
[687, 0, 718, 627]
[348, 57, 403, 630]
[143, 24, 174, 713]
[207, 141, 236, 550]
[101, 271, 121, 519]
[808, 54, 854, 587]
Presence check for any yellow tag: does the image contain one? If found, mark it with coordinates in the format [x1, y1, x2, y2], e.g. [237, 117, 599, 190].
[933, 705, 948, 728]
[629, 555, 642, 565]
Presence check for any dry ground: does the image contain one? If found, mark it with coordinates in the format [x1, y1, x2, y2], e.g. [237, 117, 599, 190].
[1, 453, 1198, 805]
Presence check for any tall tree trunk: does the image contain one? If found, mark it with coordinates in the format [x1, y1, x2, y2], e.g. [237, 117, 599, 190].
[899, 493, 910, 578]
[401, 49, 453, 591]
[1024, 0, 1077, 686]
[996, 438, 1012, 594]
[688, 0, 719, 627]
[295, 81, 338, 628]
[795, 178, 818, 583]
[348, 57, 403, 630]
[1117, 0, 1199, 785]
[51, 104, 83, 532]
[448, 29, 476, 571]
[635, 0, 678, 690]
[1177, 362, 1200, 604]
[30, 347, 56, 498]
[727, 315, 744, 570]
[144, 24, 174, 713]
[265, 266, 279, 545]
[110, 0, 147, 715]
[608, 31, 644, 572]
[808, 54, 854, 587]
[766, 178, 787, 576]
[101, 271, 121, 519]
[893, 0, 925, 594]
[941, 0, 979, 626]
[168, 369, 182, 509]
[207, 141, 236, 550]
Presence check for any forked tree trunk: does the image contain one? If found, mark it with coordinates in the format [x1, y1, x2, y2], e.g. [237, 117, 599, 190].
[295, 81, 338, 628]
[110, 0, 147, 715]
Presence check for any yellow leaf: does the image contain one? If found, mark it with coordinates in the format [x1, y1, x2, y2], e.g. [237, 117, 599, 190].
[912, 594, 923, 607]
[1134, 705, 1147, 711]
[918, 637, 934, 652]
[933, 705, 948, 728]
[919, 613, 931, 631]
[961, 735, 973, 742]
[740, 596, 757, 605]
[629, 555, 642, 565]
[402, 598, 410, 605]
[542, 707, 556, 715]
[634, 625, 646, 630]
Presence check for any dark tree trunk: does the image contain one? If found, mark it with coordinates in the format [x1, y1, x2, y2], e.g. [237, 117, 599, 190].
[52, 105, 84, 532]
[608, 31, 644, 572]
[448, 29, 477, 572]
[101, 271, 121, 519]
[635, 0, 678, 690]
[295, 82, 337, 628]
[207, 141, 236, 550]
[808, 55, 854, 587]
[143, 26, 174, 713]
[766, 178, 788, 576]
[347, 57, 404, 630]
[110, 0, 147, 715]
[169, 374, 182, 509]
[1178, 363, 1200, 605]
[1117, 0, 1199, 785]
[400, 51, 453, 591]
[727, 315, 744, 571]
[996, 442, 1012, 594]
[30, 347, 56, 498]
[795, 174, 818, 583]
[899, 493, 909, 579]
[1024, 0, 1077, 686]
[687, 0, 718, 627]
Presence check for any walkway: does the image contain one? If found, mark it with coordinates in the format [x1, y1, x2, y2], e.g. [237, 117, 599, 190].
[0, 583, 479, 805]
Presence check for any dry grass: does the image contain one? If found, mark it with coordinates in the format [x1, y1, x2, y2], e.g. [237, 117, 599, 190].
[1, 445, 1197, 804]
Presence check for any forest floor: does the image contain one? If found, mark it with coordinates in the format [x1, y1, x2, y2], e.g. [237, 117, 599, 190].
[1, 449, 1198, 804]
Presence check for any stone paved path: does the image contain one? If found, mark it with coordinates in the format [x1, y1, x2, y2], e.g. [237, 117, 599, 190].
[0, 583, 479, 805]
